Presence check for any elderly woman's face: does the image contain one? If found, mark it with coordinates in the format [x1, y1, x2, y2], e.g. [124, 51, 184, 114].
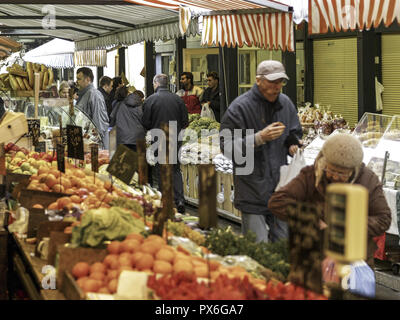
[324, 163, 354, 183]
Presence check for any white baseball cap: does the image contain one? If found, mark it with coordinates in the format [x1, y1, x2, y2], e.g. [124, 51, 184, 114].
[256, 60, 289, 81]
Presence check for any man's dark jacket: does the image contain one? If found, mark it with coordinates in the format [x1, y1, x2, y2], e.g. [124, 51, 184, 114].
[201, 85, 221, 122]
[142, 86, 189, 133]
[98, 87, 113, 118]
[219, 83, 302, 215]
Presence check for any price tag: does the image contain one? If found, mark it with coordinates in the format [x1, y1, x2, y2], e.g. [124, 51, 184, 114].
[56, 143, 65, 173]
[66, 125, 84, 160]
[107, 144, 138, 185]
[25, 119, 40, 146]
[34, 141, 46, 153]
[60, 128, 68, 145]
[90, 143, 99, 173]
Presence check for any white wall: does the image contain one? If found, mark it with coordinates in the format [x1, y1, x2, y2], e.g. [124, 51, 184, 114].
[103, 49, 117, 79]
[126, 42, 145, 93]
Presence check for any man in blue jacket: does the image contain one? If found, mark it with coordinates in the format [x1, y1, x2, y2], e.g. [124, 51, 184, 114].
[220, 60, 302, 243]
[142, 74, 189, 213]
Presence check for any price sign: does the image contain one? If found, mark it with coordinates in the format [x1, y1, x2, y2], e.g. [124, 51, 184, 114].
[56, 143, 65, 173]
[34, 141, 46, 153]
[90, 143, 99, 173]
[107, 144, 138, 185]
[25, 119, 40, 146]
[66, 125, 84, 160]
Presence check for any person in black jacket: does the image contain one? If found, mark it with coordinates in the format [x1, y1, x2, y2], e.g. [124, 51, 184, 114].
[201, 71, 221, 122]
[142, 74, 189, 213]
[98, 76, 113, 117]
[110, 87, 145, 152]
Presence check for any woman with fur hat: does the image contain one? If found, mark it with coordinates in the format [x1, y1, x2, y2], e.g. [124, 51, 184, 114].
[268, 133, 391, 268]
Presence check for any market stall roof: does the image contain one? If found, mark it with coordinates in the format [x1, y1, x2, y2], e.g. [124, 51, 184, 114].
[0, 36, 22, 60]
[123, 0, 295, 51]
[22, 38, 106, 68]
[0, 3, 179, 42]
[309, 0, 400, 34]
[22, 38, 74, 68]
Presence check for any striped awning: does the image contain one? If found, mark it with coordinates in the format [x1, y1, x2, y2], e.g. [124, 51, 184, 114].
[124, 0, 294, 51]
[201, 12, 294, 51]
[309, 0, 400, 34]
[74, 50, 107, 67]
[124, 0, 266, 11]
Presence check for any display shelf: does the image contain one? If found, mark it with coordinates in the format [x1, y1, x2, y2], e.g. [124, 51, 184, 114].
[184, 196, 242, 225]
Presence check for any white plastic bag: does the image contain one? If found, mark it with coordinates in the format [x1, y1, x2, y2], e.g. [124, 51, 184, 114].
[347, 260, 376, 298]
[275, 149, 306, 191]
[200, 102, 215, 120]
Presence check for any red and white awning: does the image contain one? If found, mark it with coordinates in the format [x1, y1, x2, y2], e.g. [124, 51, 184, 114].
[309, 0, 400, 34]
[124, 0, 294, 51]
[201, 12, 294, 51]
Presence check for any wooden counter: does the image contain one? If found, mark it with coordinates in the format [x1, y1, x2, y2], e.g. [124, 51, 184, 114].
[10, 233, 65, 300]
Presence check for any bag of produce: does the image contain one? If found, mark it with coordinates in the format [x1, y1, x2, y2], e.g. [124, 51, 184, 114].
[200, 102, 215, 121]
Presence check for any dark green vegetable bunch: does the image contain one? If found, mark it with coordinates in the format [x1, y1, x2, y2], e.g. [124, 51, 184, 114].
[205, 227, 290, 279]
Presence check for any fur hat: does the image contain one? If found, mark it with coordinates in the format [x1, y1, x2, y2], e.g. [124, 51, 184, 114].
[322, 133, 364, 168]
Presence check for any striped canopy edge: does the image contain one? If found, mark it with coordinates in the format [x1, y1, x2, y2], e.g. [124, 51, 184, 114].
[309, 0, 400, 34]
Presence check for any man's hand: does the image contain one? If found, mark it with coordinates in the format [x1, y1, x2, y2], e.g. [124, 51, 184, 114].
[260, 122, 285, 142]
[289, 145, 299, 156]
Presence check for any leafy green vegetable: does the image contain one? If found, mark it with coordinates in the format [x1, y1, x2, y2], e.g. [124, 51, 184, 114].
[205, 227, 290, 279]
[71, 207, 145, 247]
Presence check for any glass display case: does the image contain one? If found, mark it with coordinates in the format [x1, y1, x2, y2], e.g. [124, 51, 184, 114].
[3, 96, 104, 149]
[369, 115, 400, 189]
[352, 112, 394, 165]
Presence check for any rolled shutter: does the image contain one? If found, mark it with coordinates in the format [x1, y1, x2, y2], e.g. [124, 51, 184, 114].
[313, 38, 358, 127]
[382, 34, 400, 116]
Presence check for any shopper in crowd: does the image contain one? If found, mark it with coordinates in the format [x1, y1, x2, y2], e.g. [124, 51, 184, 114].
[98, 76, 114, 118]
[59, 81, 70, 98]
[133, 90, 145, 102]
[268, 133, 391, 268]
[220, 60, 302, 243]
[176, 72, 203, 114]
[201, 71, 221, 122]
[75, 67, 110, 149]
[142, 74, 188, 213]
[110, 86, 145, 152]
[110, 76, 124, 108]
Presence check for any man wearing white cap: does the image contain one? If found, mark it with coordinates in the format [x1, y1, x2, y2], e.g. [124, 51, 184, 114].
[220, 60, 302, 243]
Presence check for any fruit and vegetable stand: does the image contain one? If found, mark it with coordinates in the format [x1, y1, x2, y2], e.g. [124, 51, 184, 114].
[0, 137, 334, 301]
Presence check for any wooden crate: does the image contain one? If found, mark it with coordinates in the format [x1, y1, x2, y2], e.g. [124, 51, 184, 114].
[187, 164, 199, 200]
[56, 246, 108, 295]
[35, 220, 72, 258]
[27, 208, 48, 238]
[220, 172, 234, 213]
[180, 164, 189, 198]
[17, 188, 68, 209]
[216, 171, 224, 211]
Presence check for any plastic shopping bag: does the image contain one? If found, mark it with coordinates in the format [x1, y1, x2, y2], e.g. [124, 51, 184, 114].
[275, 149, 306, 191]
[347, 260, 376, 298]
[200, 103, 215, 120]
